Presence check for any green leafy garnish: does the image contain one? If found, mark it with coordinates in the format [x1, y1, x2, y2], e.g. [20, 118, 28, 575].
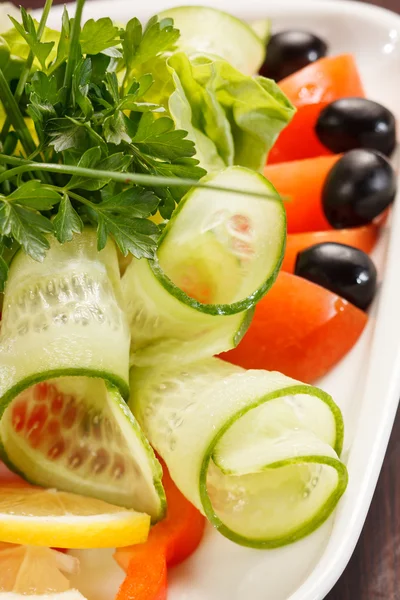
[53, 193, 83, 243]
[0, 0, 294, 292]
[168, 52, 296, 172]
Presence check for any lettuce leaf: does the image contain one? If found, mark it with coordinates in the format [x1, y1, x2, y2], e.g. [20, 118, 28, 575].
[167, 52, 295, 172]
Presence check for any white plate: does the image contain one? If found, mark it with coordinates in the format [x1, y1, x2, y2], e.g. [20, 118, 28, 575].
[41, 1, 400, 598]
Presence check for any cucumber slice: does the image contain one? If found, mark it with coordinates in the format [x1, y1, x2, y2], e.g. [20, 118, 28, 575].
[0, 229, 130, 403]
[122, 166, 285, 366]
[0, 230, 165, 520]
[250, 19, 271, 45]
[158, 6, 265, 75]
[130, 359, 348, 547]
[0, 378, 165, 520]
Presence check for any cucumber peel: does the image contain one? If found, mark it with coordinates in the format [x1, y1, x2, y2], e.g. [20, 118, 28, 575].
[0, 230, 165, 521]
[122, 166, 285, 366]
[250, 19, 271, 45]
[130, 358, 348, 548]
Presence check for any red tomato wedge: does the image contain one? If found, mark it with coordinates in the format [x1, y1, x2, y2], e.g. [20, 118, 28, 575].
[222, 271, 368, 383]
[268, 55, 365, 163]
[279, 54, 365, 107]
[115, 465, 205, 572]
[268, 103, 333, 163]
[265, 155, 341, 233]
[282, 225, 379, 273]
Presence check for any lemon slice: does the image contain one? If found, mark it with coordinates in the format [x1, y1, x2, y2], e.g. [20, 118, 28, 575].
[0, 487, 150, 549]
[0, 542, 86, 599]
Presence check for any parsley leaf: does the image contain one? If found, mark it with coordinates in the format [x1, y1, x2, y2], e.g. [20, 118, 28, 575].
[47, 118, 87, 152]
[132, 113, 197, 161]
[54, 6, 71, 67]
[80, 17, 120, 55]
[66, 147, 131, 191]
[128, 112, 206, 217]
[89, 187, 160, 258]
[72, 57, 93, 118]
[9, 8, 55, 69]
[123, 16, 179, 72]
[96, 212, 159, 258]
[0, 201, 52, 262]
[99, 187, 159, 218]
[7, 181, 61, 210]
[53, 193, 84, 243]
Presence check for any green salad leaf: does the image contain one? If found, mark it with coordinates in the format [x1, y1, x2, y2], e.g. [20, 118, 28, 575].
[168, 52, 296, 172]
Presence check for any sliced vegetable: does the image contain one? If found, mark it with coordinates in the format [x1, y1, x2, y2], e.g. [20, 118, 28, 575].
[268, 103, 332, 163]
[158, 6, 265, 75]
[295, 242, 377, 311]
[0, 229, 130, 401]
[0, 484, 150, 548]
[130, 359, 347, 548]
[322, 149, 397, 228]
[0, 379, 164, 517]
[0, 230, 164, 517]
[223, 271, 368, 382]
[115, 464, 205, 572]
[259, 31, 328, 82]
[268, 55, 365, 163]
[279, 54, 365, 107]
[250, 19, 271, 45]
[122, 167, 286, 366]
[167, 52, 295, 172]
[116, 546, 167, 600]
[316, 98, 396, 156]
[264, 155, 340, 233]
[282, 225, 379, 273]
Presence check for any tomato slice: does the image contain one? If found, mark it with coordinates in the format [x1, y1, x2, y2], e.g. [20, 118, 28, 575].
[268, 103, 333, 163]
[282, 225, 379, 273]
[268, 55, 365, 163]
[279, 54, 365, 107]
[265, 155, 340, 233]
[222, 271, 368, 383]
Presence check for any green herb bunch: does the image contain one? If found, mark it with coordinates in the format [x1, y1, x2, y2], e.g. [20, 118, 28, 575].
[0, 0, 207, 291]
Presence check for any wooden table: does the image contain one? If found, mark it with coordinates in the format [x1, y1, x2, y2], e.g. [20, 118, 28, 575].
[11, 0, 400, 598]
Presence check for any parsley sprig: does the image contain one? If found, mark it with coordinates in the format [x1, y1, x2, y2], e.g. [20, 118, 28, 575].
[0, 0, 206, 289]
[0, 0, 275, 292]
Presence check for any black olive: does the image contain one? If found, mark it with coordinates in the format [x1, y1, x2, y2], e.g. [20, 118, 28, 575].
[315, 97, 396, 156]
[295, 242, 377, 311]
[322, 149, 396, 228]
[259, 31, 328, 81]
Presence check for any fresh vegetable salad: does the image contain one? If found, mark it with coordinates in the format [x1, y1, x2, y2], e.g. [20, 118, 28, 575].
[0, 1, 396, 598]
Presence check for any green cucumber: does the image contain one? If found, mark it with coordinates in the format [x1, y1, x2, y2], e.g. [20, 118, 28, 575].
[122, 166, 285, 366]
[0, 378, 165, 520]
[130, 358, 348, 548]
[158, 6, 265, 75]
[0, 230, 165, 520]
[250, 19, 271, 45]
[0, 230, 130, 402]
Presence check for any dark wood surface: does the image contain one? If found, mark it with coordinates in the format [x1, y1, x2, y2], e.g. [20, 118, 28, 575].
[11, 0, 400, 598]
